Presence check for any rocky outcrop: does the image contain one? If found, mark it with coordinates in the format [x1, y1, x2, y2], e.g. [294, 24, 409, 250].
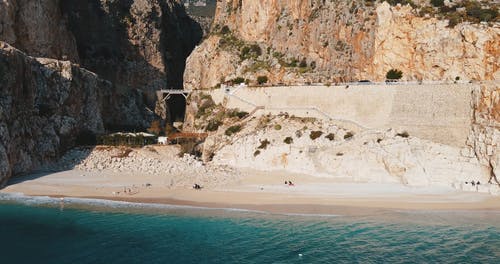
[467, 82, 500, 184]
[1, 0, 203, 103]
[61, 0, 202, 102]
[0, 42, 147, 186]
[368, 3, 500, 82]
[0, 0, 79, 61]
[184, 0, 499, 89]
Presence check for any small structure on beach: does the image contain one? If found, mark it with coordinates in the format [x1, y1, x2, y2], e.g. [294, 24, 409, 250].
[158, 136, 168, 145]
[97, 132, 157, 147]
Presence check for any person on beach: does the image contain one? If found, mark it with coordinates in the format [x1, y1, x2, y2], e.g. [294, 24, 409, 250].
[285, 181, 288, 185]
[288, 181, 294, 186]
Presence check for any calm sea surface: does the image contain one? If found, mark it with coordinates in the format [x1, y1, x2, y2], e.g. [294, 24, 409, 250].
[0, 195, 499, 264]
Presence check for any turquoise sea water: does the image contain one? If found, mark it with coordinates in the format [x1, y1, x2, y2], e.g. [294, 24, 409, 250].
[0, 196, 499, 264]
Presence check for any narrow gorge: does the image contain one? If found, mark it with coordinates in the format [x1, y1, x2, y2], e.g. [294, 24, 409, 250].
[0, 0, 207, 185]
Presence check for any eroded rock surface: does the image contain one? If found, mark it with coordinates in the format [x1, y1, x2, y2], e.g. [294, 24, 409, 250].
[467, 82, 500, 184]
[0, 0, 79, 61]
[61, 0, 202, 101]
[0, 42, 147, 186]
[184, 0, 499, 89]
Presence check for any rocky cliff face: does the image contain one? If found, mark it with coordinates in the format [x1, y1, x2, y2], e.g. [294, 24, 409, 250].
[0, 0, 79, 61]
[61, 0, 202, 101]
[467, 82, 500, 184]
[184, 0, 499, 89]
[1, 0, 203, 103]
[0, 42, 147, 186]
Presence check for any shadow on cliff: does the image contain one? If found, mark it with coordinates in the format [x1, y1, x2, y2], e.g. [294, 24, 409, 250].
[60, 0, 202, 105]
[5, 145, 96, 187]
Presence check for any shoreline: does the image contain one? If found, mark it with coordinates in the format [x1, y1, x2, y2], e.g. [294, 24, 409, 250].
[2, 166, 500, 216]
[2, 181, 500, 216]
[2, 192, 500, 218]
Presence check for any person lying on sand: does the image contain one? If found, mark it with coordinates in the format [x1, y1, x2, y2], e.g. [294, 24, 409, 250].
[193, 183, 202, 190]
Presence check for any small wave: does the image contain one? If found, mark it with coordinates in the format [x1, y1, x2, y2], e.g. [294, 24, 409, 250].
[280, 212, 340, 218]
[0, 192, 268, 215]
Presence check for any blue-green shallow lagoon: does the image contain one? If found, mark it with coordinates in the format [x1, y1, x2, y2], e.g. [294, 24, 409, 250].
[0, 197, 499, 264]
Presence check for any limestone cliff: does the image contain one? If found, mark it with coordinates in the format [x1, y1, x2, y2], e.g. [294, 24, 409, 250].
[0, 0, 79, 61]
[0, 42, 147, 186]
[184, 0, 499, 89]
[61, 0, 202, 101]
[467, 82, 500, 184]
[1, 0, 203, 103]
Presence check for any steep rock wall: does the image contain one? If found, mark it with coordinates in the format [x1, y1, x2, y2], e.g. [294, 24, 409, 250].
[467, 82, 500, 184]
[0, 0, 203, 103]
[61, 0, 202, 102]
[0, 0, 79, 61]
[0, 42, 146, 186]
[184, 0, 499, 89]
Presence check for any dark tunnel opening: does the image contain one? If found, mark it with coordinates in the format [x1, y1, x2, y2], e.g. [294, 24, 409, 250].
[167, 94, 187, 124]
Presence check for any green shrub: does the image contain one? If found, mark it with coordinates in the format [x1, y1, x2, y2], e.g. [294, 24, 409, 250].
[225, 125, 242, 136]
[206, 120, 222, 132]
[386, 0, 416, 8]
[220, 25, 230, 35]
[254, 150, 261, 157]
[299, 58, 308, 68]
[227, 109, 249, 119]
[325, 133, 335, 141]
[386, 69, 403, 80]
[344, 131, 354, 140]
[396, 131, 410, 138]
[231, 77, 246, 84]
[431, 0, 444, 7]
[240, 44, 262, 60]
[274, 124, 282, 130]
[257, 76, 268, 85]
[284, 137, 293, 144]
[196, 98, 216, 118]
[258, 139, 270, 149]
[467, 7, 498, 22]
[310, 131, 323, 140]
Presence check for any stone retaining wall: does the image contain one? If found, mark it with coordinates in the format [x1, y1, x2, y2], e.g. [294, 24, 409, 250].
[207, 83, 477, 147]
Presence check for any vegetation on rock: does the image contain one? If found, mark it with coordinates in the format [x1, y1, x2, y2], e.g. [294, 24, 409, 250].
[386, 69, 403, 80]
[225, 125, 242, 136]
[310, 131, 324, 140]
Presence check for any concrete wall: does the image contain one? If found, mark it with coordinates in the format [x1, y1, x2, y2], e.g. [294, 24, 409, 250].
[207, 83, 476, 147]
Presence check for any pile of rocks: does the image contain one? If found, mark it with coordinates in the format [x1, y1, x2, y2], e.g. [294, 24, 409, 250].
[49, 146, 241, 188]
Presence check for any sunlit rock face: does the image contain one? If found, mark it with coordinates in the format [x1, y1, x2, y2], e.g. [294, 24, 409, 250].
[184, 0, 499, 89]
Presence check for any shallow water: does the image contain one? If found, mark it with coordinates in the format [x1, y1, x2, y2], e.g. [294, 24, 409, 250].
[0, 195, 499, 264]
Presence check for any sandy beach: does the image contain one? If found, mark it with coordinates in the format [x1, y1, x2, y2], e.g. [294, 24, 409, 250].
[2, 167, 500, 215]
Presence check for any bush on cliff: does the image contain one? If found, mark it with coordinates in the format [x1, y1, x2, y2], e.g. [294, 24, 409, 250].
[258, 139, 271, 149]
[284, 137, 293, 144]
[257, 76, 268, 85]
[386, 0, 416, 8]
[225, 125, 242, 136]
[386, 69, 403, 80]
[431, 0, 445, 7]
[310, 131, 323, 140]
[206, 120, 222, 132]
